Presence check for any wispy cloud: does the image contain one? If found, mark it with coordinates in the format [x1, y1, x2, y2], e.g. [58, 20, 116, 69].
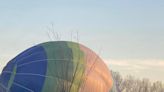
[103, 59, 164, 81]
[104, 59, 164, 69]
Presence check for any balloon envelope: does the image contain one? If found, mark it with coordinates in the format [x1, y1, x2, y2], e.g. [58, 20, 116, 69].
[0, 41, 113, 92]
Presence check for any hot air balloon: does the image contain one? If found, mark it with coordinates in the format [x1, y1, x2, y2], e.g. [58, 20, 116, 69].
[0, 41, 113, 92]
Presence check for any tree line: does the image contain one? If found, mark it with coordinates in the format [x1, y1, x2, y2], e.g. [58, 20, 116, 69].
[110, 71, 164, 92]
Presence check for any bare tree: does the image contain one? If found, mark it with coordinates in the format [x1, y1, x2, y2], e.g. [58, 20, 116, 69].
[111, 71, 164, 92]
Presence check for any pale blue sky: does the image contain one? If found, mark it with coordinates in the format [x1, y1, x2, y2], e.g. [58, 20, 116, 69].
[0, 0, 164, 81]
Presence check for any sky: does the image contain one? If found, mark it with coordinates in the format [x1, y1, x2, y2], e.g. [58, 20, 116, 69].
[0, 0, 164, 82]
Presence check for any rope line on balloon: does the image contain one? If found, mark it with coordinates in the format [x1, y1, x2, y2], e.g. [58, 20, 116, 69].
[77, 49, 90, 90]
[14, 47, 82, 65]
[86, 48, 102, 76]
[0, 59, 77, 81]
[12, 82, 34, 92]
[1, 67, 78, 91]
[17, 59, 83, 67]
[81, 48, 102, 91]
[15, 51, 45, 64]
[11, 45, 40, 61]
[75, 48, 96, 90]
[77, 49, 90, 91]
[9, 50, 44, 65]
[2, 71, 78, 92]
[1, 71, 80, 85]
[69, 45, 81, 92]
[17, 59, 84, 72]
[0, 83, 7, 91]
